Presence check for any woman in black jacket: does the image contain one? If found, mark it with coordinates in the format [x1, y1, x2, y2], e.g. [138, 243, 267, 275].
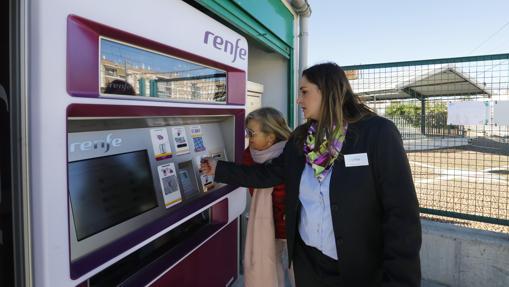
[201, 62, 421, 287]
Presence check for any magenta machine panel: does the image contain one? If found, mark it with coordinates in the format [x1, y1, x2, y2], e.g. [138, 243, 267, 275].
[64, 12, 247, 287]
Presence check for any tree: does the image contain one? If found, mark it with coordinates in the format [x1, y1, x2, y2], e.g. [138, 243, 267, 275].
[386, 102, 452, 129]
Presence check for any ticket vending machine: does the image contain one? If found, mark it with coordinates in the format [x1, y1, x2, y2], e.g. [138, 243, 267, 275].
[29, 1, 248, 286]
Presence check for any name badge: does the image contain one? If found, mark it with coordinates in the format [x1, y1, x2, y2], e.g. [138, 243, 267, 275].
[344, 153, 369, 167]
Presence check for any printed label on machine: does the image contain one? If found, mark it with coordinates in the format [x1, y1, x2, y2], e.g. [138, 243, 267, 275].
[157, 163, 183, 208]
[190, 125, 206, 152]
[150, 128, 173, 161]
[195, 155, 215, 192]
[171, 126, 190, 155]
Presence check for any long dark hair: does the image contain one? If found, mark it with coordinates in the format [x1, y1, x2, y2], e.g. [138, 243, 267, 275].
[295, 62, 374, 151]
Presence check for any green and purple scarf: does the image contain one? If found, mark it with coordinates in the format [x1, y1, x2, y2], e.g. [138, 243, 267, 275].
[304, 122, 347, 182]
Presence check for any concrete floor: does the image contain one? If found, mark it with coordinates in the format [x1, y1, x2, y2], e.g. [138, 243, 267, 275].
[231, 274, 447, 287]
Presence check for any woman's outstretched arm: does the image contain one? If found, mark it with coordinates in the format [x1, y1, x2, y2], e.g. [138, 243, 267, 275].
[201, 142, 290, 188]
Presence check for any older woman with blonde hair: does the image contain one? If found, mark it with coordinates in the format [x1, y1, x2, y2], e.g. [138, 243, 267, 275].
[242, 107, 294, 287]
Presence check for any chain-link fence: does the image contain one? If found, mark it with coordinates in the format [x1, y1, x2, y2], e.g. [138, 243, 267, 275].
[344, 54, 509, 233]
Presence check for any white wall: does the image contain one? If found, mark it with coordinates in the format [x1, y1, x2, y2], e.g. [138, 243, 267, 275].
[247, 43, 289, 120]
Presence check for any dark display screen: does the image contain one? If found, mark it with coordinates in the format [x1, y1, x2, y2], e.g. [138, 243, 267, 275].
[68, 150, 158, 241]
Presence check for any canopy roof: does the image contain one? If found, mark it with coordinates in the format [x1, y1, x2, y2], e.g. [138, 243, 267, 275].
[354, 67, 491, 101]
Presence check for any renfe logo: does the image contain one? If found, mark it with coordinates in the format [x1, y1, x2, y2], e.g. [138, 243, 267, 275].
[204, 31, 247, 63]
[70, 134, 122, 153]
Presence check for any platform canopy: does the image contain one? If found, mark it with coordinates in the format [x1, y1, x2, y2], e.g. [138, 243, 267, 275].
[355, 67, 491, 101]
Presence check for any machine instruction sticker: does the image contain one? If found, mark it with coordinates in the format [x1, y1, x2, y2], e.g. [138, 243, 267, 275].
[195, 155, 215, 192]
[171, 126, 190, 155]
[157, 163, 182, 208]
[150, 128, 172, 161]
[190, 125, 206, 152]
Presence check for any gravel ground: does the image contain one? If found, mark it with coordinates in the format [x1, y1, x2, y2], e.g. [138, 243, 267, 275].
[406, 148, 509, 234]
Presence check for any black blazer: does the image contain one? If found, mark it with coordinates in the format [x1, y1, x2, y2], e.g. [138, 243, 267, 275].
[215, 116, 421, 286]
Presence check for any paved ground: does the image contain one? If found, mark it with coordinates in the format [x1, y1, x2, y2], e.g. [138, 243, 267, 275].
[231, 275, 447, 287]
[404, 137, 469, 151]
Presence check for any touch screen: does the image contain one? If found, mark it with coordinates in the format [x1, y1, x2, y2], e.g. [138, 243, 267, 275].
[68, 150, 158, 241]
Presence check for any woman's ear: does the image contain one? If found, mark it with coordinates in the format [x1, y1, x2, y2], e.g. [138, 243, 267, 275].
[268, 133, 276, 144]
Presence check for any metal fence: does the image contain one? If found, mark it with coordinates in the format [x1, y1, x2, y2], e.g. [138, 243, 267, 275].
[344, 54, 509, 232]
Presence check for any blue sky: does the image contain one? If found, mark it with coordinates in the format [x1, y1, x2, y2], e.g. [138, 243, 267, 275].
[309, 0, 509, 66]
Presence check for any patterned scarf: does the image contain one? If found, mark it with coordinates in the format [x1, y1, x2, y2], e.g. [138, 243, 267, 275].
[304, 122, 347, 182]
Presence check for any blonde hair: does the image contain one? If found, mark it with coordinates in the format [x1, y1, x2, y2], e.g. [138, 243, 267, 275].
[246, 107, 291, 142]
